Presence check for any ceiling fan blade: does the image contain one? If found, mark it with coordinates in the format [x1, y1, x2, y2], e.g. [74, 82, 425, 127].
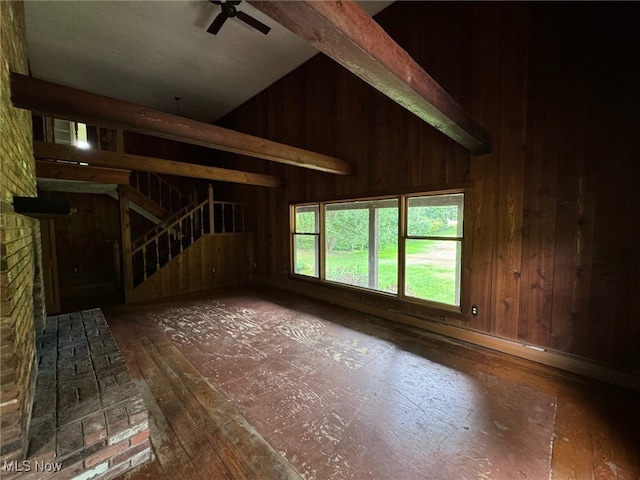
[207, 11, 228, 34]
[236, 10, 271, 35]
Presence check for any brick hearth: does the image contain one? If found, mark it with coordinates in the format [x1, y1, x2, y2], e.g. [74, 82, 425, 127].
[3, 309, 151, 480]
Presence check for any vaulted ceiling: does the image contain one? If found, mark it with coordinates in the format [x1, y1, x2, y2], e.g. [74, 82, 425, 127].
[24, 0, 393, 124]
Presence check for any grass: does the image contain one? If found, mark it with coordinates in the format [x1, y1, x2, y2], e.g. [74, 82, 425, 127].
[294, 225, 459, 305]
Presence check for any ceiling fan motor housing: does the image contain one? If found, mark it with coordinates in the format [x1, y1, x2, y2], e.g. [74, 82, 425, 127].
[208, 0, 270, 35]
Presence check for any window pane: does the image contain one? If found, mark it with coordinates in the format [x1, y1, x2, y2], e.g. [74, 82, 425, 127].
[404, 239, 461, 306]
[295, 205, 319, 234]
[293, 234, 318, 277]
[325, 199, 398, 293]
[407, 193, 463, 237]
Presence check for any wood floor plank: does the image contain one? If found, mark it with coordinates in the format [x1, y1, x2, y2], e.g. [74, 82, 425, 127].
[111, 322, 200, 480]
[113, 320, 232, 480]
[103, 289, 640, 480]
[115, 323, 233, 480]
[112, 315, 301, 480]
[151, 339, 301, 480]
[138, 335, 250, 480]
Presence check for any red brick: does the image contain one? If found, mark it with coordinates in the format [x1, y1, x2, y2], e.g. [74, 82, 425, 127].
[84, 439, 130, 469]
[130, 429, 150, 446]
[111, 440, 150, 466]
[127, 408, 148, 426]
[129, 445, 152, 468]
[57, 420, 83, 457]
[105, 403, 128, 433]
[100, 459, 134, 479]
[83, 412, 107, 446]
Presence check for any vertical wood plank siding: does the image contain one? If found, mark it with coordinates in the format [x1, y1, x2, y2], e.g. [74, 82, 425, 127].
[216, 2, 639, 372]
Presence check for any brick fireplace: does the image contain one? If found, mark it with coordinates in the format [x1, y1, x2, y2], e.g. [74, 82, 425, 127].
[1, 2, 151, 478]
[5, 309, 152, 480]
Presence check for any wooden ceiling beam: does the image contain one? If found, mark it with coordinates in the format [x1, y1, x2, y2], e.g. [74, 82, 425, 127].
[33, 141, 285, 188]
[11, 73, 354, 175]
[249, 0, 491, 155]
[36, 160, 131, 185]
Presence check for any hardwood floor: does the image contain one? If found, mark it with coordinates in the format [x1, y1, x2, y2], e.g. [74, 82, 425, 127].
[105, 288, 640, 480]
[108, 308, 299, 480]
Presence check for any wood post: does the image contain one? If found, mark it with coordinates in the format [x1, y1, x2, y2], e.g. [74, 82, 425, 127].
[208, 184, 214, 235]
[119, 185, 134, 302]
[40, 219, 61, 314]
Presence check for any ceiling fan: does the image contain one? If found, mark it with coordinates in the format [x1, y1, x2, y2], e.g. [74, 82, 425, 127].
[207, 0, 271, 35]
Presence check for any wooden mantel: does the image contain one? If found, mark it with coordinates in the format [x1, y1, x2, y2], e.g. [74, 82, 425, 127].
[10, 73, 355, 175]
[249, 0, 491, 155]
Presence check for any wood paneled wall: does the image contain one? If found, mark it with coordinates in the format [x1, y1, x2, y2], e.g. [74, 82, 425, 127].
[130, 234, 253, 304]
[48, 192, 122, 300]
[217, 2, 640, 372]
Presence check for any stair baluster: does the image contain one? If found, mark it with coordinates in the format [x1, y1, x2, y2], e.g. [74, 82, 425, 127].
[200, 205, 205, 236]
[190, 212, 195, 244]
[222, 204, 226, 233]
[130, 170, 189, 219]
[142, 247, 148, 281]
[130, 198, 248, 288]
[155, 239, 160, 271]
[179, 219, 184, 253]
[232, 204, 236, 232]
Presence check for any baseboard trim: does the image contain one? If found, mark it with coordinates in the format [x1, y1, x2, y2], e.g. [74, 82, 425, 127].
[255, 277, 640, 392]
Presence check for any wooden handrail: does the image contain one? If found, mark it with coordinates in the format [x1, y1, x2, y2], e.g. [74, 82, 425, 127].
[133, 198, 209, 256]
[130, 198, 248, 287]
[132, 201, 195, 249]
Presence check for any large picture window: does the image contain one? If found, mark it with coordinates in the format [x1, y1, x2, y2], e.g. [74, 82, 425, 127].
[325, 199, 398, 294]
[290, 190, 465, 310]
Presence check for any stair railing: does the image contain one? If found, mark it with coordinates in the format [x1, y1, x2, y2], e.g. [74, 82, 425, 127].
[132, 201, 196, 251]
[212, 201, 246, 234]
[131, 170, 190, 213]
[130, 198, 248, 286]
[132, 198, 209, 285]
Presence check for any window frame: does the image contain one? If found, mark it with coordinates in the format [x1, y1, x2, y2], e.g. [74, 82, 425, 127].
[323, 196, 399, 295]
[289, 188, 467, 314]
[291, 203, 321, 278]
[401, 192, 464, 307]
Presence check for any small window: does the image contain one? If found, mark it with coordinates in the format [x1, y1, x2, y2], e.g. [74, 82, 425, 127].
[292, 205, 319, 278]
[404, 193, 463, 306]
[53, 119, 90, 149]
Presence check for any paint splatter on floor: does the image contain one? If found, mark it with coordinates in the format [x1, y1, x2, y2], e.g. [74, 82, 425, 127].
[139, 293, 556, 480]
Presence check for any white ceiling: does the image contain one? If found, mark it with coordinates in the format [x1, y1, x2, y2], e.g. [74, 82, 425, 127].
[24, 0, 393, 124]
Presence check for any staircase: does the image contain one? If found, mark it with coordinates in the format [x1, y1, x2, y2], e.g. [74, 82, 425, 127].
[124, 182, 247, 291]
[34, 130, 249, 302]
[37, 162, 248, 297]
